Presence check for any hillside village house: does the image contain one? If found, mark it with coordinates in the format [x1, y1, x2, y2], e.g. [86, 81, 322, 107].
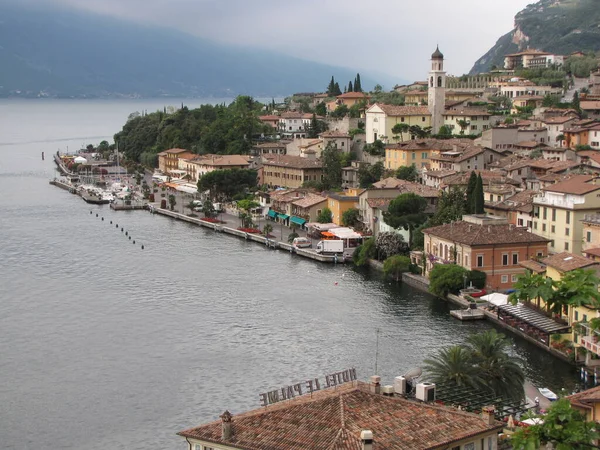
[442, 109, 492, 135]
[178, 379, 503, 450]
[499, 82, 562, 99]
[258, 115, 280, 128]
[365, 104, 431, 143]
[504, 49, 564, 70]
[564, 121, 600, 150]
[532, 175, 600, 255]
[582, 214, 600, 260]
[384, 138, 475, 171]
[422, 169, 457, 188]
[320, 130, 352, 152]
[581, 101, 600, 120]
[262, 155, 323, 189]
[327, 190, 360, 226]
[179, 154, 250, 182]
[568, 386, 600, 422]
[291, 194, 327, 225]
[252, 142, 287, 156]
[478, 126, 549, 151]
[422, 215, 550, 291]
[510, 95, 544, 114]
[327, 91, 370, 112]
[157, 148, 195, 174]
[485, 190, 537, 231]
[539, 116, 578, 147]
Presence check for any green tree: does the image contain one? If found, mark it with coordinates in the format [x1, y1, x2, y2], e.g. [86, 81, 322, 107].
[383, 255, 411, 281]
[465, 171, 477, 214]
[428, 186, 467, 227]
[437, 125, 452, 137]
[511, 398, 599, 450]
[198, 168, 257, 201]
[187, 200, 197, 215]
[383, 193, 428, 246]
[547, 269, 600, 316]
[348, 80, 353, 93]
[429, 264, 469, 297]
[321, 142, 342, 190]
[317, 207, 333, 223]
[263, 223, 273, 236]
[330, 104, 349, 118]
[424, 346, 480, 389]
[509, 270, 554, 309]
[354, 73, 362, 92]
[473, 173, 484, 214]
[391, 123, 410, 142]
[353, 237, 376, 267]
[288, 231, 299, 243]
[341, 208, 360, 228]
[364, 139, 385, 157]
[466, 330, 525, 401]
[358, 162, 384, 188]
[237, 199, 259, 218]
[202, 198, 216, 218]
[333, 82, 342, 96]
[395, 164, 418, 181]
[457, 119, 470, 135]
[572, 90, 581, 113]
[375, 232, 406, 260]
[307, 113, 319, 138]
[327, 76, 335, 96]
[168, 194, 176, 211]
[315, 102, 327, 117]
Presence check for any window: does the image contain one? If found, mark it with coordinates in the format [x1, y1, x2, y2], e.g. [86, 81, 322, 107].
[543, 207, 547, 220]
[512, 253, 519, 265]
[374, 133, 377, 141]
[565, 242, 569, 251]
[542, 223, 546, 232]
[565, 228, 570, 236]
[551, 225, 555, 233]
[477, 255, 484, 267]
[490, 195, 494, 202]
[194, 445, 201, 450]
[512, 274, 518, 282]
[587, 231, 592, 243]
[502, 253, 509, 266]
[550, 240, 554, 247]
[575, 310, 579, 321]
[552, 208, 556, 221]
[537, 251, 544, 257]
[584, 314, 588, 322]
[471, 125, 478, 130]
[465, 254, 469, 266]
[518, 218, 523, 226]
[501, 275, 509, 284]
[422, 152, 427, 159]
[566, 211, 570, 224]
[422, 116, 426, 122]
[534, 221, 538, 230]
[401, 117, 405, 122]
[412, 152, 416, 160]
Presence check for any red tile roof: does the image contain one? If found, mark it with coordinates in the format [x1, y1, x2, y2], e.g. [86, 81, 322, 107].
[542, 252, 600, 273]
[541, 175, 600, 195]
[337, 92, 370, 99]
[178, 382, 503, 450]
[583, 248, 600, 258]
[263, 155, 323, 169]
[370, 178, 440, 197]
[423, 221, 549, 246]
[371, 103, 430, 117]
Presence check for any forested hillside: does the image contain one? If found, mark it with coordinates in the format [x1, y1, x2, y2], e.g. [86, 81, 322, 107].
[115, 97, 272, 165]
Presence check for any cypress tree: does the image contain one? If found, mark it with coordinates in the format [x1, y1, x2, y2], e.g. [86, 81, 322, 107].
[355, 73, 362, 92]
[348, 80, 353, 93]
[334, 82, 342, 96]
[327, 76, 335, 95]
[473, 174, 485, 214]
[465, 171, 477, 214]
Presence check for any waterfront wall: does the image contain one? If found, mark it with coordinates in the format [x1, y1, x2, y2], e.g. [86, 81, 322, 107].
[153, 208, 343, 264]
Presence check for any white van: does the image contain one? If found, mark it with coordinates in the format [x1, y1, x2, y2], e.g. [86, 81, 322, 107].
[292, 237, 311, 248]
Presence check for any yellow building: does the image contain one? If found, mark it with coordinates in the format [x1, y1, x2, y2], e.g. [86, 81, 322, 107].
[533, 175, 600, 254]
[365, 103, 431, 143]
[326, 189, 361, 225]
[384, 138, 478, 171]
[568, 385, 600, 422]
[262, 155, 323, 189]
[157, 148, 195, 174]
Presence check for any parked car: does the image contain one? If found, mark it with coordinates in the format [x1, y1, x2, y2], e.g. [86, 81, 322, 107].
[292, 237, 312, 248]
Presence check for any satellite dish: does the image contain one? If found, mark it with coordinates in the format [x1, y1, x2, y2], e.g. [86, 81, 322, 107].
[403, 367, 423, 379]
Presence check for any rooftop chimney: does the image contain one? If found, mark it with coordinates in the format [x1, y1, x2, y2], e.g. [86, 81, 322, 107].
[220, 410, 233, 441]
[360, 430, 374, 450]
[369, 375, 381, 395]
[481, 405, 496, 426]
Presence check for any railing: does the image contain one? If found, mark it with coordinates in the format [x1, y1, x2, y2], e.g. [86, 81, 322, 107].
[581, 336, 600, 356]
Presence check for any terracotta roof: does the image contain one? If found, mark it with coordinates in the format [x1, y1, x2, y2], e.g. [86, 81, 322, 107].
[366, 198, 391, 210]
[568, 385, 600, 410]
[163, 148, 191, 154]
[259, 115, 280, 121]
[583, 248, 600, 258]
[581, 101, 600, 110]
[442, 109, 491, 117]
[386, 138, 474, 151]
[280, 111, 305, 119]
[542, 116, 577, 125]
[423, 221, 549, 246]
[371, 103, 430, 117]
[178, 382, 503, 450]
[370, 178, 440, 197]
[337, 92, 369, 99]
[501, 190, 537, 213]
[519, 260, 547, 273]
[542, 252, 600, 273]
[292, 193, 327, 208]
[190, 155, 250, 166]
[263, 155, 323, 169]
[255, 142, 287, 148]
[423, 169, 457, 178]
[443, 171, 520, 187]
[541, 175, 600, 195]
[506, 49, 551, 57]
[515, 140, 547, 148]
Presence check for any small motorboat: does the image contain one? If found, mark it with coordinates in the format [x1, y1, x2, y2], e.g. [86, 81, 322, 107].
[539, 387, 558, 401]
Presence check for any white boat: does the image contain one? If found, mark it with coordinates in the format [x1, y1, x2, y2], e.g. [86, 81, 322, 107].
[539, 387, 558, 401]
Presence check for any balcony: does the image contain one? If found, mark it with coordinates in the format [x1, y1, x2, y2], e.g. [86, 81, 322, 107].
[581, 335, 600, 357]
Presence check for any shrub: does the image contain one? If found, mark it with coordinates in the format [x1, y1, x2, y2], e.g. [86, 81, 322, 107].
[429, 264, 469, 298]
[467, 270, 486, 289]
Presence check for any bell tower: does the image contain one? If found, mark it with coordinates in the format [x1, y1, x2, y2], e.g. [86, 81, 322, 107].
[428, 46, 446, 134]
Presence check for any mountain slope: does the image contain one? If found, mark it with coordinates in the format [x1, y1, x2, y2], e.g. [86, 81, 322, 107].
[470, 0, 600, 74]
[0, 2, 387, 98]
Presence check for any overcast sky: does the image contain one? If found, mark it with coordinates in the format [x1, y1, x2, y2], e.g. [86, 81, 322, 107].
[23, 0, 532, 83]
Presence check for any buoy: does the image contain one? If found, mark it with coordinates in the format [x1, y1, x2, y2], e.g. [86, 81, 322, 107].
[334, 282, 338, 285]
[129, 236, 131, 240]
[116, 224, 118, 228]
[110, 221, 112, 224]
[101, 217, 104, 221]
[121, 228, 123, 232]
[90, 211, 92, 214]
[133, 240, 135, 244]
[125, 231, 128, 236]
[96, 213, 98, 217]
[141, 245, 144, 249]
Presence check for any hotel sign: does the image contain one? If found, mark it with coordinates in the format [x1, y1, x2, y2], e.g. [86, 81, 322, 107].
[259, 368, 357, 407]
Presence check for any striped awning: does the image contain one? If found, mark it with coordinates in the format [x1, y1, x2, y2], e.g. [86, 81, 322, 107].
[290, 216, 306, 226]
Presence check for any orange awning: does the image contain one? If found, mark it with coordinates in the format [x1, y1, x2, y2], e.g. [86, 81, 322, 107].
[322, 231, 335, 237]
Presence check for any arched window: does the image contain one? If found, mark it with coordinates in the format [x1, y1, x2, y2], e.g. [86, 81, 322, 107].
[437, 76, 442, 87]
[430, 76, 434, 87]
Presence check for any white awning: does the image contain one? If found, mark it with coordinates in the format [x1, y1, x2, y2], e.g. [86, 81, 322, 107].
[481, 293, 509, 306]
[330, 227, 363, 240]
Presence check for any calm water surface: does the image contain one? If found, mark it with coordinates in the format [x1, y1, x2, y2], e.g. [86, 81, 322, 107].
[0, 99, 579, 450]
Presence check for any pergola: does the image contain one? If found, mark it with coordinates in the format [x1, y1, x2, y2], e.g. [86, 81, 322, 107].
[435, 384, 532, 420]
[497, 304, 571, 346]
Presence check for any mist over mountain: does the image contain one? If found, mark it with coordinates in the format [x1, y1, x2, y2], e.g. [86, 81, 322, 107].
[470, 0, 600, 74]
[0, 2, 390, 98]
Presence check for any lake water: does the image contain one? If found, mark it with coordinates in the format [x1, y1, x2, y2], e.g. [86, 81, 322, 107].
[0, 98, 579, 450]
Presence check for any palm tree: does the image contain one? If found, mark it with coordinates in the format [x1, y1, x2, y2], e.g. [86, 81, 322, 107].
[466, 330, 525, 401]
[423, 346, 479, 389]
[548, 269, 600, 318]
[263, 223, 273, 236]
[509, 270, 554, 309]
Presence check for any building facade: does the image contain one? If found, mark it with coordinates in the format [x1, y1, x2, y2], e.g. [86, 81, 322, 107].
[262, 155, 323, 189]
[428, 46, 446, 134]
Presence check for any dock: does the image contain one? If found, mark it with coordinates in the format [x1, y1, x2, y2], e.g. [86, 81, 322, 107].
[450, 308, 486, 321]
